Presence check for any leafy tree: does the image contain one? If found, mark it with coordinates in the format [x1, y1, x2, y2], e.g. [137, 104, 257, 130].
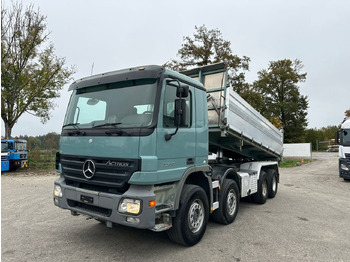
[343, 109, 350, 123]
[305, 125, 339, 151]
[43, 132, 60, 150]
[1, 2, 75, 138]
[253, 59, 308, 143]
[164, 25, 264, 108]
[166, 25, 250, 71]
[27, 136, 41, 150]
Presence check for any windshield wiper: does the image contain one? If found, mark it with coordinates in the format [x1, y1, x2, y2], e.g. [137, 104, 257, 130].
[62, 123, 86, 136]
[93, 122, 122, 128]
[105, 129, 130, 136]
[63, 122, 80, 129]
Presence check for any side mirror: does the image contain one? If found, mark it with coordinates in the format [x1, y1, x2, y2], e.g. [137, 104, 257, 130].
[174, 99, 187, 127]
[176, 85, 189, 98]
[335, 131, 340, 145]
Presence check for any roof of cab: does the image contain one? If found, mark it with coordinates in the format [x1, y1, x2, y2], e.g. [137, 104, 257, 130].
[68, 65, 205, 91]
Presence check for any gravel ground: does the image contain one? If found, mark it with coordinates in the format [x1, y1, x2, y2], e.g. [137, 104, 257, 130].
[1, 152, 349, 262]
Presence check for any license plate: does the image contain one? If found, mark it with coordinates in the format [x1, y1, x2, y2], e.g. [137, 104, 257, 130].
[81, 195, 93, 204]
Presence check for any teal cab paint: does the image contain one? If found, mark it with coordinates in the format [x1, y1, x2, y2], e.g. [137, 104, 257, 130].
[130, 70, 208, 185]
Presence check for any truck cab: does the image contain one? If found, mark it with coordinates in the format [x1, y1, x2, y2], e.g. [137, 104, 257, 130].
[1, 138, 28, 171]
[336, 118, 350, 180]
[55, 66, 209, 233]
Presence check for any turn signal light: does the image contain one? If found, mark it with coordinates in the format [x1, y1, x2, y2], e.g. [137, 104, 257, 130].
[149, 200, 156, 207]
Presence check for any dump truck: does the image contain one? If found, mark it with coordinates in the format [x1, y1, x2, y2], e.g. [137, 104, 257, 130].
[54, 63, 283, 246]
[336, 117, 350, 180]
[1, 138, 28, 171]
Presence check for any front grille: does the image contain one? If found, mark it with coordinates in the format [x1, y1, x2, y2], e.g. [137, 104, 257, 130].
[20, 154, 27, 159]
[345, 153, 350, 160]
[67, 200, 112, 217]
[60, 154, 140, 194]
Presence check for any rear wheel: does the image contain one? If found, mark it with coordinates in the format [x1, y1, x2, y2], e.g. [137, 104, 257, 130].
[267, 169, 278, 198]
[211, 179, 239, 225]
[253, 171, 268, 204]
[167, 185, 209, 246]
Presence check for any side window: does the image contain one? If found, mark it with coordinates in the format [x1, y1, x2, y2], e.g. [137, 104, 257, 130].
[163, 83, 191, 128]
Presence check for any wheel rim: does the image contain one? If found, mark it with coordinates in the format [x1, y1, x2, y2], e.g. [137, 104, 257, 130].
[188, 199, 204, 233]
[226, 189, 237, 216]
[262, 179, 268, 197]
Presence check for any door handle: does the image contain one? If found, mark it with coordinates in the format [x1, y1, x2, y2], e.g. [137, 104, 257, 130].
[187, 158, 195, 165]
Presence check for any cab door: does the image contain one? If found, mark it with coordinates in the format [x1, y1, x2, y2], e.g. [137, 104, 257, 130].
[156, 79, 196, 182]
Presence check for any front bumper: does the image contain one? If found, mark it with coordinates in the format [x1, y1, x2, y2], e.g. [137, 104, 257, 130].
[54, 175, 156, 229]
[339, 158, 350, 179]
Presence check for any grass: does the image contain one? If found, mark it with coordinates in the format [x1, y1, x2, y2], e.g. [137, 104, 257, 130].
[279, 158, 312, 168]
[27, 149, 56, 170]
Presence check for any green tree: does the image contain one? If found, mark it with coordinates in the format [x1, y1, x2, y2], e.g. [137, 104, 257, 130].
[165, 25, 264, 108]
[43, 132, 60, 150]
[305, 125, 339, 151]
[1, 2, 75, 138]
[253, 59, 308, 143]
[27, 136, 41, 150]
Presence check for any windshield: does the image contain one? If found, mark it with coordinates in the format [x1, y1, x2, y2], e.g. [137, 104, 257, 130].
[1, 142, 8, 153]
[63, 79, 158, 129]
[15, 142, 27, 151]
[342, 129, 350, 145]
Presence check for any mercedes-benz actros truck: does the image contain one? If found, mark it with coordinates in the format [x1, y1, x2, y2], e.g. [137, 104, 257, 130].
[54, 63, 283, 246]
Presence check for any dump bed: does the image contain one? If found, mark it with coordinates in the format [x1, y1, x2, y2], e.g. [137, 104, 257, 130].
[181, 63, 284, 161]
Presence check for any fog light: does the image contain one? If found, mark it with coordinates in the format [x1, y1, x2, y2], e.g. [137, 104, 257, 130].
[118, 198, 141, 215]
[340, 163, 349, 171]
[126, 217, 140, 224]
[54, 185, 62, 197]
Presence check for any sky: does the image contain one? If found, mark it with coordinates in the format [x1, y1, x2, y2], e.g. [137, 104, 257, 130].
[1, 0, 349, 137]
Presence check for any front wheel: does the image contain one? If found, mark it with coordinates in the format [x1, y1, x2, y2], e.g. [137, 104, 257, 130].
[167, 185, 209, 246]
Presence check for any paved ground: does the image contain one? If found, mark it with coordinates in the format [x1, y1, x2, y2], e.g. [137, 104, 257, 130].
[1, 152, 349, 261]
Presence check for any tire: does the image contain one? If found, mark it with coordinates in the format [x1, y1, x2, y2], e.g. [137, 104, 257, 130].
[253, 170, 268, 204]
[211, 179, 239, 225]
[167, 185, 209, 246]
[267, 169, 278, 198]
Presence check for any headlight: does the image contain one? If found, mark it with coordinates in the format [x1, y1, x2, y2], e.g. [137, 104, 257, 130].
[54, 185, 62, 197]
[340, 163, 349, 171]
[118, 198, 141, 215]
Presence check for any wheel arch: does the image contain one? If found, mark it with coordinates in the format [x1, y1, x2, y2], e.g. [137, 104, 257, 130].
[212, 166, 241, 194]
[173, 166, 211, 210]
[262, 164, 280, 183]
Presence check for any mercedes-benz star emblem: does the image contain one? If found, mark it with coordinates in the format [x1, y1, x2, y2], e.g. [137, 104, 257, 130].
[83, 160, 96, 179]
